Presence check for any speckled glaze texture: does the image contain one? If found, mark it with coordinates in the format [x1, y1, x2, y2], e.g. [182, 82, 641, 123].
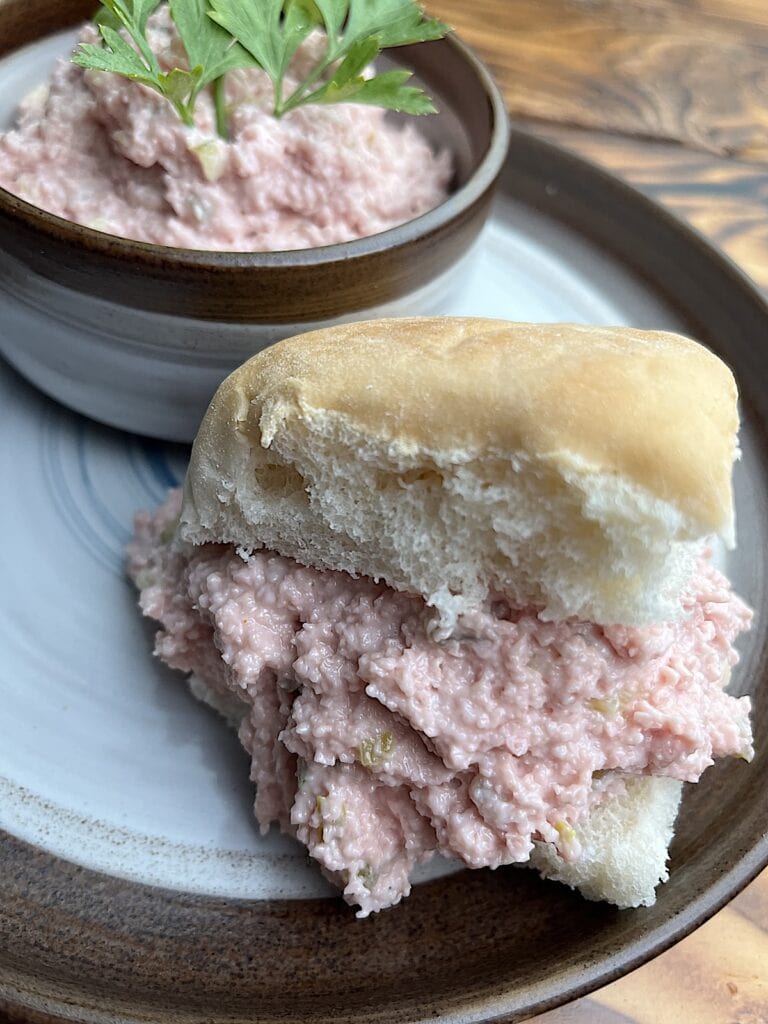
[0, 130, 766, 1024]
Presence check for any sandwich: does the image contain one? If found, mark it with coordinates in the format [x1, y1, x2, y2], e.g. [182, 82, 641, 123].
[128, 317, 753, 916]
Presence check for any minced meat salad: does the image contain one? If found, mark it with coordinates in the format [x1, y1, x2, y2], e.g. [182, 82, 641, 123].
[0, 6, 450, 251]
[129, 490, 753, 916]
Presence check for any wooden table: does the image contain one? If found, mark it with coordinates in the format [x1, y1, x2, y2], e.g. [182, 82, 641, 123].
[428, 1, 768, 1020]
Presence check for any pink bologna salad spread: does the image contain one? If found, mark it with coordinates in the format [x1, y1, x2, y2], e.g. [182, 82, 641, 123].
[129, 489, 754, 916]
[0, 6, 450, 250]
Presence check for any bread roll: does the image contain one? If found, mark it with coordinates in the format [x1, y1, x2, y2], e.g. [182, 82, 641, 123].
[181, 317, 739, 632]
[529, 776, 683, 908]
[132, 316, 749, 913]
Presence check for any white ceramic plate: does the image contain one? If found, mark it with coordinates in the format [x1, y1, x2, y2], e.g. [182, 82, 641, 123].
[0, 189, 685, 899]
[2, 126, 767, 1024]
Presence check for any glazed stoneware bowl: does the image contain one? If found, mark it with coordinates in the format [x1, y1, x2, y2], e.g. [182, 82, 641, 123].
[0, 0, 509, 442]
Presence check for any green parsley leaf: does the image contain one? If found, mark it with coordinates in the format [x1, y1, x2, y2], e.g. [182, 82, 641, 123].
[310, 0, 348, 43]
[343, 0, 449, 48]
[73, 40, 151, 83]
[207, 0, 323, 112]
[279, 0, 319, 78]
[93, 5, 124, 31]
[99, 0, 163, 70]
[208, 0, 284, 81]
[314, 67, 437, 114]
[75, 12, 198, 123]
[170, 0, 257, 135]
[209, 0, 446, 116]
[137, 0, 165, 30]
[170, 0, 254, 88]
[76, 0, 449, 129]
[330, 34, 379, 86]
[74, 24, 158, 82]
[157, 65, 202, 106]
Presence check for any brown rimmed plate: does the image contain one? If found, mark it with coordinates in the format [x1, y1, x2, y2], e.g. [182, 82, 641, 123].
[0, 128, 766, 1024]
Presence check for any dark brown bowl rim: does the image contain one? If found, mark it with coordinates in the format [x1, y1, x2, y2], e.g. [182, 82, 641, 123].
[0, 32, 511, 270]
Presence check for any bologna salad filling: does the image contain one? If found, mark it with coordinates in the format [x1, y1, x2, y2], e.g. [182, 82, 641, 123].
[129, 489, 753, 916]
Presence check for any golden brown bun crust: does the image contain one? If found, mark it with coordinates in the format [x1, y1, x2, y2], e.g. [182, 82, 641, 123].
[206, 318, 737, 536]
[182, 318, 740, 628]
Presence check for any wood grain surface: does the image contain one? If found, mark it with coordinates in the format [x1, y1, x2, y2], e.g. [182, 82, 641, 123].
[431, 0, 768, 158]
[540, 125, 768, 292]
[426, 1, 768, 1021]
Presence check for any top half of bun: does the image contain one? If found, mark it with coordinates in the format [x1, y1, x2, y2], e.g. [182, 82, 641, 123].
[180, 317, 740, 630]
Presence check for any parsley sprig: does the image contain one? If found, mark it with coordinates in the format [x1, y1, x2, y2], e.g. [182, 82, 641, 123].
[73, 0, 449, 138]
[74, 0, 254, 135]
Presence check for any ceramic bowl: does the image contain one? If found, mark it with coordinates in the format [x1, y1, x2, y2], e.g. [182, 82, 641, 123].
[0, 0, 509, 442]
